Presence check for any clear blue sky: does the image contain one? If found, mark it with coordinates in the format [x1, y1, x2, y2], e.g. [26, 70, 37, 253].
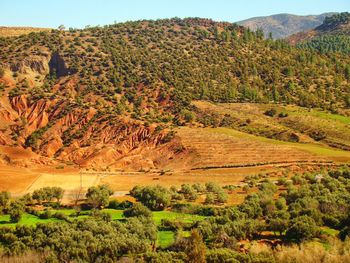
[0, 0, 349, 28]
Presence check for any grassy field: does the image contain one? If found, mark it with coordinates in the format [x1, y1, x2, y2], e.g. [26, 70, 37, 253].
[0, 208, 206, 248]
[0, 213, 59, 228]
[157, 230, 191, 248]
[158, 231, 176, 248]
[194, 101, 350, 154]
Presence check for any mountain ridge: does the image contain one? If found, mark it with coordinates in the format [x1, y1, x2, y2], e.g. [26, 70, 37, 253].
[237, 12, 337, 39]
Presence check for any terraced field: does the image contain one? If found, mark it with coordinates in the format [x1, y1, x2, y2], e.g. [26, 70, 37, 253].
[194, 101, 350, 150]
[176, 126, 350, 169]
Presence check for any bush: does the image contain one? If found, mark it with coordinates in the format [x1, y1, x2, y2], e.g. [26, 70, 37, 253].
[118, 200, 133, 209]
[309, 130, 326, 141]
[91, 209, 112, 222]
[108, 199, 120, 209]
[264, 108, 277, 117]
[160, 219, 183, 231]
[53, 212, 69, 221]
[278, 112, 288, 118]
[123, 203, 152, 218]
[0, 191, 10, 211]
[205, 182, 221, 193]
[39, 210, 52, 219]
[205, 193, 215, 204]
[206, 248, 243, 263]
[217, 191, 228, 204]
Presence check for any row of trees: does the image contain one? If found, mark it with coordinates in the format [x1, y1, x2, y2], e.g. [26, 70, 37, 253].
[0, 187, 65, 223]
[130, 182, 229, 211]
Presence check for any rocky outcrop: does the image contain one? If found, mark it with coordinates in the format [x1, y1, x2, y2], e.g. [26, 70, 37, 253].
[9, 55, 50, 75]
[11, 95, 50, 136]
[1, 94, 180, 169]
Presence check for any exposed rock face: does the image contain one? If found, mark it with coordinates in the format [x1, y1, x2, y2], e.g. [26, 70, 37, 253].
[11, 95, 50, 136]
[9, 55, 50, 75]
[0, 93, 179, 170]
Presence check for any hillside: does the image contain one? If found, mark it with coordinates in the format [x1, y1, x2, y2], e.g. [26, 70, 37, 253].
[289, 12, 350, 54]
[237, 13, 335, 39]
[0, 18, 350, 172]
[0, 26, 51, 37]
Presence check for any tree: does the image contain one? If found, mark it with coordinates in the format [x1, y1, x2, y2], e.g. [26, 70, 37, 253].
[52, 187, 64, 203]
[205, 193, 215, 204]
[130, 185, 171, 211]
[32, 188, 47, 204]
[217, 191, 228, 204]
[286, 215, 319, 242]
[205, 182, 221, 193]
[8, 200, 25, 223]
[86, 185, 113, 209]
[32, 187, 64, 204]
[185, 229, 206, 263]
[0, 191, 10, 212]
[58, 24, 65, 31]
[123, 203, 152, 218]
[269, 210, 290, 235]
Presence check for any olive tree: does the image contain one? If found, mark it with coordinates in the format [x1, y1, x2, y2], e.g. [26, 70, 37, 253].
[86, 185, 113, 209]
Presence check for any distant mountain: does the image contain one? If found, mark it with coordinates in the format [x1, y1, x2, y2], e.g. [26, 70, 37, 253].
[289, 12, 350, 54]
[237, 13, 336, 39]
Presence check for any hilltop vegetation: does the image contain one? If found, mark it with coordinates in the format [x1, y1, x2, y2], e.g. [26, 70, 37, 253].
[0, 27, 50, 38]
[291, 13, 350, 54]
[1, 18, 349, 109]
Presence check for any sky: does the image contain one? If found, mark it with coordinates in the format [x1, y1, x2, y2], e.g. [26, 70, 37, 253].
[0, 0, 349, 29]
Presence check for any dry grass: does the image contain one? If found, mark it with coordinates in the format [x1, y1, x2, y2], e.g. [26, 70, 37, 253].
[176, 126, 349, 169]
[194, 101, 350, 153]
[0, 251, 44, 263]
[249, 238, 350, 263]
[0, 27, 50, 37]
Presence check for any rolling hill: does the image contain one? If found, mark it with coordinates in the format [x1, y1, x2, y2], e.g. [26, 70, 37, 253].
[0, 17, 349, 174]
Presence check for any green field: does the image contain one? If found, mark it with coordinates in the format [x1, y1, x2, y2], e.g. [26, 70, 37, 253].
[0, 213, 59, 228]
[0, 208, 206, 248]
[158, 231, 175, 248]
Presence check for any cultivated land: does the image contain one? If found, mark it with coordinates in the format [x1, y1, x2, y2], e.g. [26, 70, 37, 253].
[1, 102, 349, 201]
[1, 14, 350, 262]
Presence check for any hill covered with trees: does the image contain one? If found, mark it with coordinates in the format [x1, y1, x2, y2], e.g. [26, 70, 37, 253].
[0, 18, 350, 169]
[289, 13, 350, 54]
